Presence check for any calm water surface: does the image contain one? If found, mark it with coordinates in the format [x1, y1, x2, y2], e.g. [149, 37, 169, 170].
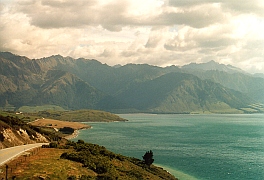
[74, 114, 264, 180]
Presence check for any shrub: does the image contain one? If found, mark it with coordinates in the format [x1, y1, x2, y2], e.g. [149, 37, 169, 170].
[59, 127, 74, 134]
[67, 175, 76, 180]
[49, 142, 58, 148]
[80, 175, 93, 180]
[77, 139, 85, 144]
[60, 152, 68, 159]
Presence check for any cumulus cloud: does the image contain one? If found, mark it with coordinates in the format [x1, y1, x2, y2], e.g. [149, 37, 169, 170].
[169, 0, 264, 16]
[1, 0, 264, 73]
[154, 3, 227, 28]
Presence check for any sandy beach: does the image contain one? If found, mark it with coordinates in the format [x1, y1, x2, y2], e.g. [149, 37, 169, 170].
[155, 164, 198, 180]
[29, 118, 91, 140]
[65, 130, 80, 140]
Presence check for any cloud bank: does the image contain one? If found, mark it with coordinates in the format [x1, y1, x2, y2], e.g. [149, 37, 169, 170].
[1, 0, 264, 73]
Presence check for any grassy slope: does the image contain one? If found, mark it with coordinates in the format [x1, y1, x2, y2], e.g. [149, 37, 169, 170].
[36, 109, 127, 122]
[0, 109, 127, 123]
[18, 105, 66, 113]
[1, 142, 177, 180]
[29, 119, 90, 130]
[0, 148, 95, 180]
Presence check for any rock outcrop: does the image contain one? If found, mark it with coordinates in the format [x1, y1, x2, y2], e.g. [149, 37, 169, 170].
[0, 127, 49, 149]
[0, 114, 50, 148]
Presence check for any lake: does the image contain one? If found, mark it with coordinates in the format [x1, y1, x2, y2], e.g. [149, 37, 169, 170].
[74, 114, 264, 180]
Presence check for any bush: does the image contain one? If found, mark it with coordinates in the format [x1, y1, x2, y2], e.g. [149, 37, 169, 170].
[77, 139, 85, 144]
[128, 170, 144, 179]
[59, 127, 74, 134]
[80, 175, 93, 180]
[96, 175, 115, 180]
[66, 140, 76, 146]
[60, 152, 68, 159]
[83, 159, 96, 171]
[49, 142, 58, 148]
[95, 160, 109, 174]
[67, 175, 76, 180]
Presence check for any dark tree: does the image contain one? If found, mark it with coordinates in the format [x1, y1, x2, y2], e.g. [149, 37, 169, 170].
[142, 150, 154, 167]
[77, 139, 85, 144]
[59, 127, 74, 134]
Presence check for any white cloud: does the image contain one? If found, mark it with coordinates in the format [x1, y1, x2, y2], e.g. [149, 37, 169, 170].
[1, 0, 264, 73]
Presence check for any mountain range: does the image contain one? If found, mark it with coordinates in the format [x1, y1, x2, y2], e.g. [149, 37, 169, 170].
[1, 52, 264, 113]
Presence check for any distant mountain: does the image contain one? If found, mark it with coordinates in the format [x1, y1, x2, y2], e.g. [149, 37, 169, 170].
[182, 60, 246, 74]
[0, 52, 263, 113]
[35, 70, 108, 110]
[253, 73, 264, 79]
[115, 72, 252, 113]
[0, 53, 109, 110]
[186, 70, 264, 103]
[175, 61, 264, 105]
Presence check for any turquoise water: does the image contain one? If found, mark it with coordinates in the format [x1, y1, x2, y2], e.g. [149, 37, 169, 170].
[74, 114, 264, 180]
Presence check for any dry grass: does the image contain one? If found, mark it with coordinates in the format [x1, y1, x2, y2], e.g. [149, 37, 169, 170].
[0, 146, 177, 180]
[0, 148, 96, 179]
[29, 118, 90, 130]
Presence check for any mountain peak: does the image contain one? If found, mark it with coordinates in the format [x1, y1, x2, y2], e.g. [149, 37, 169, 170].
[207, 60, 218, 64]
[182, 60, 245, 74]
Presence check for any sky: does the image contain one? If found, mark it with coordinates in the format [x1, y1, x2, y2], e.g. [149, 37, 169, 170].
[1, 0, 264, 73]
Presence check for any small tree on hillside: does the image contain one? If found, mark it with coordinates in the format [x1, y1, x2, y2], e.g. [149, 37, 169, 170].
[142, 150, 154, 168]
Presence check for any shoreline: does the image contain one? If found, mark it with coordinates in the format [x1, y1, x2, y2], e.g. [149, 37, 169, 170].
[155, 164, 198, 180]
[63, 128, 188, 180]
[65, 130, 80, 140]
